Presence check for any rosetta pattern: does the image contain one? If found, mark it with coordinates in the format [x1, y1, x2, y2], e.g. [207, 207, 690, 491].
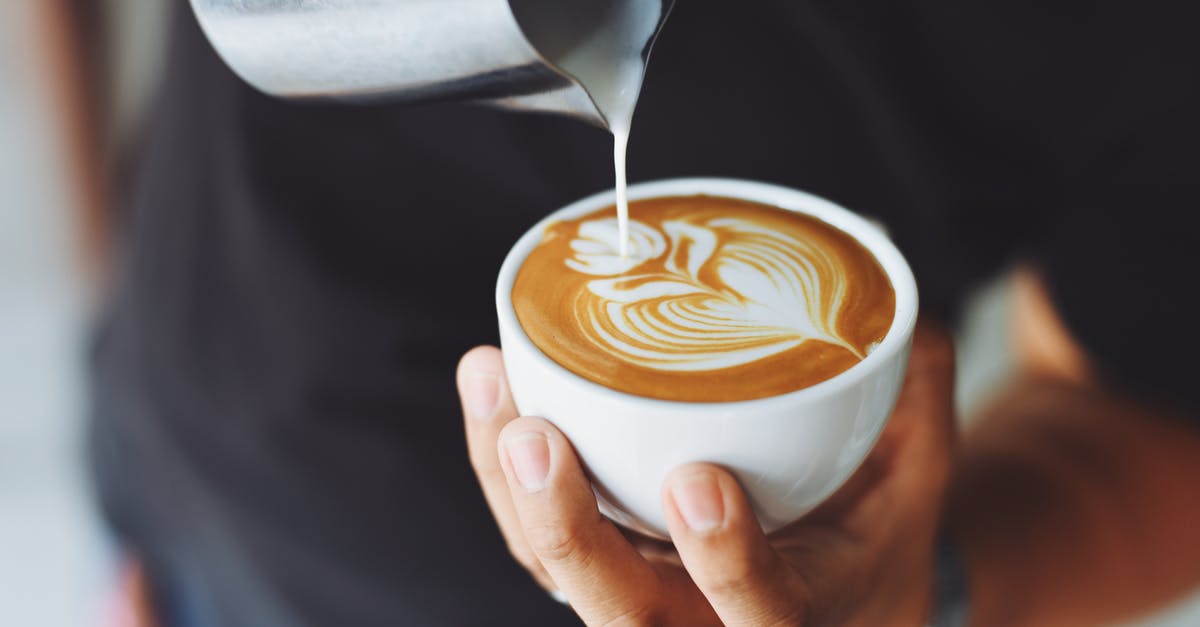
[564, 216, 862, 372]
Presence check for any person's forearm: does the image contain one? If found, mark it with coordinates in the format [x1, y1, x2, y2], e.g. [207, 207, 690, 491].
[947, 374, 1200, 626]
[36, 0, 110, 272]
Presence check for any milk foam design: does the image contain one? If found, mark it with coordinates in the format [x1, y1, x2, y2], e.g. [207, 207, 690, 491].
[564, 216, 861, 371]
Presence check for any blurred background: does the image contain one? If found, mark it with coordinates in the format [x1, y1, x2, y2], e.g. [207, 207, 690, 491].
[1, 1, 166, 624]
[0, 1, 1196, 625]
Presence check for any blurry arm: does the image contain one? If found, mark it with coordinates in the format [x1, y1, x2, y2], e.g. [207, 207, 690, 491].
[947, 270, 1200, 626]
[35, 0, 110, 272]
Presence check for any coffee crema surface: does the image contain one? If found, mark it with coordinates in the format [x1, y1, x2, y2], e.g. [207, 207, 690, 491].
[512, 195, 896, 402]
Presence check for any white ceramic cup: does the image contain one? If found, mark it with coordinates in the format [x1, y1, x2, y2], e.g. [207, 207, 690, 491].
[496, 178, 918, 538]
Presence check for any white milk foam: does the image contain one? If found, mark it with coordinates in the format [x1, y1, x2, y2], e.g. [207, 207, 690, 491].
[564, 216, 862, 371]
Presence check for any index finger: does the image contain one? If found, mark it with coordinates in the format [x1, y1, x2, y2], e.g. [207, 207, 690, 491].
[498, 417, 670, 625]
[457, 347, 552, 589]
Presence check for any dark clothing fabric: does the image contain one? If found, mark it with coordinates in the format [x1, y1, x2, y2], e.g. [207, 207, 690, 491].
[91, 1, 1200, 625]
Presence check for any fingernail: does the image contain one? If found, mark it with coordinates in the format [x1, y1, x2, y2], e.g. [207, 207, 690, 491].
[505, 432, 550, 492]
[670, 473, 724, 533]
[464, 371, 500, 421]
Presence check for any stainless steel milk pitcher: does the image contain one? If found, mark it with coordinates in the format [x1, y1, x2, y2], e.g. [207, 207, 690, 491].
[189, 0, 673, 128]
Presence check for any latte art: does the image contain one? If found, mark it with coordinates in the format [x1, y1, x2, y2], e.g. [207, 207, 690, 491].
[513, 196, 895, 401]
[570, 215, 863, 371]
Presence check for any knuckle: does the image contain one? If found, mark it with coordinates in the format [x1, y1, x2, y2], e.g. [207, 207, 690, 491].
[698, 552, 807, 627]
[704, 549, 778, 596]
[526, 518, 592, 565]
[765, 604, 808, 627]
[596, 602, 661, 627]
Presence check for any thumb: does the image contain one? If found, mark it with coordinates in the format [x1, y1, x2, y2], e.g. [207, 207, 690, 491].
[663, 464, 808, 627]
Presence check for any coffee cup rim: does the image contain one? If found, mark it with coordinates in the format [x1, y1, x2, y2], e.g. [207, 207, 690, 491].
[496, 177, 919, 411]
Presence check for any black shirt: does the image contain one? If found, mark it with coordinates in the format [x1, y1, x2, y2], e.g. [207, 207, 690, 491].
[91, 1, 1200, 624]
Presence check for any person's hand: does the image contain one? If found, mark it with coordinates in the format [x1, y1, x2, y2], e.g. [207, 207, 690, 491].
[457, 323, 956, 626]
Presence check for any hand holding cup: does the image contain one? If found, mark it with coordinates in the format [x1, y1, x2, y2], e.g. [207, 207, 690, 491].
[457, 322, 955, 626]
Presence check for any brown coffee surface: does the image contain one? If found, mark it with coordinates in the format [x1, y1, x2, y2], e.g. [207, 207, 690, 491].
[512, 195, 895, 401]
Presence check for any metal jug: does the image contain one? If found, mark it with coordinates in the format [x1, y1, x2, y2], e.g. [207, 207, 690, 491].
[189, 0, 674, 129]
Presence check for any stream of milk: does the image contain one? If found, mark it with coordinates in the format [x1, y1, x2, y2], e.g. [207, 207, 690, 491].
[518, 0, 665, 257]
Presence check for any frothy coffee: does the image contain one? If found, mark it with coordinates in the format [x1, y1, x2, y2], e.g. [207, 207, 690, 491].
[513, 195, 896, 401]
